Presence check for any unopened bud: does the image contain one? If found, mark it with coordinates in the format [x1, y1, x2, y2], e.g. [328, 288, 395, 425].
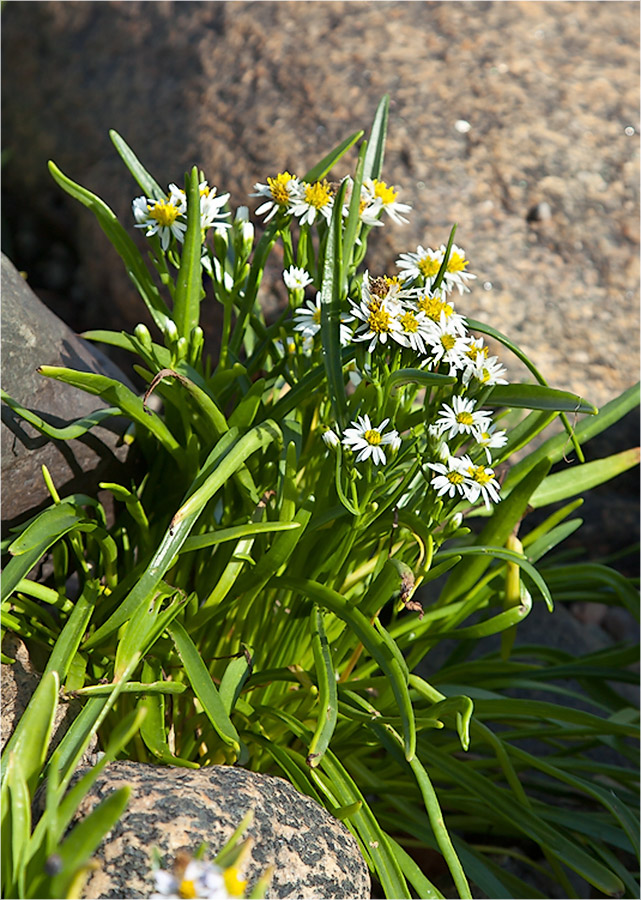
[134, 323, 152, 352]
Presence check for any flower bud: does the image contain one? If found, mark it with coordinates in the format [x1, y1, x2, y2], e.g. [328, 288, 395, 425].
[189, 326, 204, 367]
[175, 336, 188, 362]
[164, 319, 178, 343]
[134, 323, 152, 352]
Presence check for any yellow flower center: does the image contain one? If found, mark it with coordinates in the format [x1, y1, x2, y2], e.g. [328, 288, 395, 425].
[399, 311, 419, 333]
[418, 256, 441, 278]
[223, 867, 247, 898]
[268, 172, 294, 205]
[440, 334, 456, 351]
[148, 199, 181, 227]
[372, 179, 398, 204]
[179, 879, 197, 899]
[456, 411, 475, 426]
[418, 295, 453, 321]
[199, 185, 211, 198]
[367, 307, 393, 334]
[466, 344, 489, 361]
[312, 309, 321, 324]
[468, 465, 494, 485]
[447, 251, 468, 273]
[304, 180, 332, 209]
[447, 471, 465, 485]
[364, 429, 382, 446]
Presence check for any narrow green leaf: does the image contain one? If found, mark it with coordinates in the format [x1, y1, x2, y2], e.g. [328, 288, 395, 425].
[8, 758, 30, 889]
[321, 179, 348, 429]
[1, 390, 121, 441]
[181, 521, 300, 553]
[50, 787, 130, 900]
[307, 607, 338, 767]
[421, 742, 624, 895]
[528, 447, 640, 508]
[219, 654, 252, 716]
[303, 130, 364, 183]
[276, 574, 416, 761]
[362, 94, 390, 182]
[109, 129, 165, 199]
[48, 161, 172, 331]
[502, 382, 640, 493]
[437, 545, 553, 610]
[173, 167, 204, 340]
[168, 620, 241, 754]
[8, 503, 84, 557]
[37, 365, 181, 458]
[484, 382, 597, 415]
[342, 139, 368, 285]
[386, 836, 445, 899]
[439, 458, 552, 606]
[139, 662, 199, 768]
[1, 671, 58, 791]
[254, 706, 411, 899]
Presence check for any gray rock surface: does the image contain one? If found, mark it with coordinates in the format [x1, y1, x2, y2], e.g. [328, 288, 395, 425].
[1, 253, 133, 528]
[1, 1, 638, 410]
[70, 761, 370, 900]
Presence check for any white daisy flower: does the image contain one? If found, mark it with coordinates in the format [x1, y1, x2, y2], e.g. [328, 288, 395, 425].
[283, 266, 313, 291]
[462, 354, 509, 387]
[392, 308, 433, 354]
[476, 422, 509, 463]
[434, 395, 492, 442]
[340, 176, 384, 227]
[169, 181, 231, 232]
[438, 242, 476, 294]
[251, 171, 301, 222]
[424, 318, 472, 372]
[463, 461, 501, 509]
[293, 294, 322, 338]
[362, 178, 412, 225]
[151, 859, 229, 900]
[133, 194, 187, 250]
[396, 245, 442, 285]
[349, 296, 403, 352]
[427, 455, 472, 501]
[288, 179, 334, 226]
[342, 415, 400, 466]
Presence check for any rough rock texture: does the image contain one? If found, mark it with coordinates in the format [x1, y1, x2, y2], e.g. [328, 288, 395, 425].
[70, 761, 370, 900]
[1, 1, 638, 410]
[1, 253, 133, 529]
[1, 633, 98, 762]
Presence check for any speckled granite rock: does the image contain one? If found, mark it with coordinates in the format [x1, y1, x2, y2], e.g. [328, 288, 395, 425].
[1, 253, 133, 529]
[70, 761, 370, 899]
[1, 1, 638, 410]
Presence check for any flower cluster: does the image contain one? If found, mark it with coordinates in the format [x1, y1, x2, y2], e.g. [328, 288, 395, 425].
[306, 254, 507, 510]
[151, 857, 246, 900]
[133, 181, 231, 250]
[251, 173, 411, 228]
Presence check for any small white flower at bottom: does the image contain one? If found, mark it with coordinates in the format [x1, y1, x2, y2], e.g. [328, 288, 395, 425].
[151, 859, 228, 900]
[342, 415, 400, 465]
